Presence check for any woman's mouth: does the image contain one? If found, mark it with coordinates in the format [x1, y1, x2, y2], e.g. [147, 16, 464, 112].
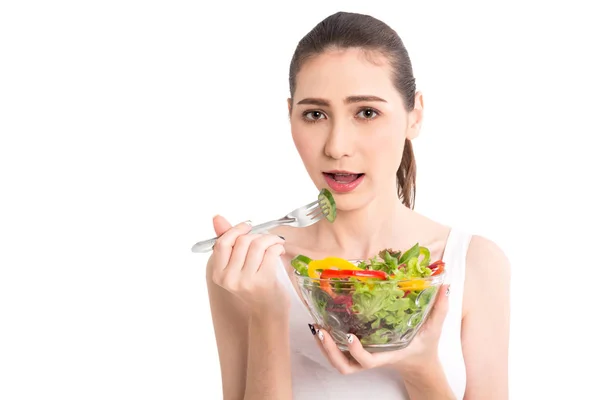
[322, 171, 365, 193]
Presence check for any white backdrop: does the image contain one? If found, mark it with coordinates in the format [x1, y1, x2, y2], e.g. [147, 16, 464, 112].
[1, 1, 598, 399]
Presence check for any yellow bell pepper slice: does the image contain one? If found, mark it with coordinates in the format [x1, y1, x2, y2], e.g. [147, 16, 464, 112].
[307, 257, 362, 279]
[398, 278, 430, 291]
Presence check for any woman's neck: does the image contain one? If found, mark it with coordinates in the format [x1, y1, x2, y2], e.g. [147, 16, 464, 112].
[314, 191, 412, 259]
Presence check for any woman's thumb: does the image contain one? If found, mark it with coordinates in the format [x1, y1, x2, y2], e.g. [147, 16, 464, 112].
[212, 215, 232, 236]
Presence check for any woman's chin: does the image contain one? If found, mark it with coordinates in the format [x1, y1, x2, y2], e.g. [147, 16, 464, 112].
[329, 193, 375, 214]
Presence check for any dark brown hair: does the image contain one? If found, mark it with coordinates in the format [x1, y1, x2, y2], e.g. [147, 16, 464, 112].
[288, 11, 417, 209]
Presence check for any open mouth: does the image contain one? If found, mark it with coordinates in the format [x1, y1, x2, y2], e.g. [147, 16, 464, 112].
[323, 171, 365, 183]
[322, 170, 365, 193]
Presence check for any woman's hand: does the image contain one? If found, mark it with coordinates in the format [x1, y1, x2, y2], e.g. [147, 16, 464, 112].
[311, 284, 451, 379]
[208, 215, 289, 318]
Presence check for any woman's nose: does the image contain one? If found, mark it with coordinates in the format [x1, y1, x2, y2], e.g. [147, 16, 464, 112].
[324, 119, 355, 160]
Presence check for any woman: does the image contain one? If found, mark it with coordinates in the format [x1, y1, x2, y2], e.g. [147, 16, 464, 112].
[205, 11, 510, 400]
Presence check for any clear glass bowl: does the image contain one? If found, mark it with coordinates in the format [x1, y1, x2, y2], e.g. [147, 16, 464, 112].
[294, 266, 446, 353]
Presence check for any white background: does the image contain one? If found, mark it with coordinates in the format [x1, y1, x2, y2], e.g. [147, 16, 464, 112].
[1, 1, 598, 399]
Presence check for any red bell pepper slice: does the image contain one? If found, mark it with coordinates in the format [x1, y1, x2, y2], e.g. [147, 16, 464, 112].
[320, 269, 388, 280]
[319, 269, 387, 298]
[428, 260, 445, 276]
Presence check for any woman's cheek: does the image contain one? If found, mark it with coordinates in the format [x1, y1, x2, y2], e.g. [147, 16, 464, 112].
[292, 130, 322, 167]
[298, 141, 321, 170]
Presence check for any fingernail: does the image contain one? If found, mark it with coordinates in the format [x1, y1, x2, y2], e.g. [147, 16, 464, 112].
[446, 285, 451, 297]
[278, 235, 285, 240]
[244, 220, 252, 226]
[346, 334, 354, 344]
[317, 329, 324, 341]
[308, 323, 316, 335]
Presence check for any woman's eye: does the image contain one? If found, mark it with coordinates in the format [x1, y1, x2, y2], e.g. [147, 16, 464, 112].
[304, 111, 325, 121]
[357, 108, 378, 119]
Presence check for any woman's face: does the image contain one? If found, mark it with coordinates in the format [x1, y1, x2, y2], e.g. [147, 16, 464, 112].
[289, 48, 423, 211]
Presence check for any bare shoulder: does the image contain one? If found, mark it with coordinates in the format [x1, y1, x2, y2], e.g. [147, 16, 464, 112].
[463, 235, 511, 317]
[465, 235, 511, 281]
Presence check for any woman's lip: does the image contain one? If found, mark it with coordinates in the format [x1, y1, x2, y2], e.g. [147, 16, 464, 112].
[323, 170, 363, 175]
[322, 173, 365, 193]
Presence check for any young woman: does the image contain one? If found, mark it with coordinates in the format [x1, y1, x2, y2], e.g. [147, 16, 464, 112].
[205, 11, 510, 400]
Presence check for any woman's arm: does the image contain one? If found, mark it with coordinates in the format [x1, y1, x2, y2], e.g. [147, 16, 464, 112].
[206, 263, 292, 400]
[462, 236, 511, 399]
[206, 254, 293, 400]
[244, 308, 292, 400]
[206, 262, 249, 399]
[205, 216, 293, 399]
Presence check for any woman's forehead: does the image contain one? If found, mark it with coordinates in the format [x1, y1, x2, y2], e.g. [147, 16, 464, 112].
[294, 48, 400, 103]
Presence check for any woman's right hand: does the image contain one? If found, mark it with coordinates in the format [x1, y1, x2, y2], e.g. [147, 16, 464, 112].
[208, 215, 289, 318]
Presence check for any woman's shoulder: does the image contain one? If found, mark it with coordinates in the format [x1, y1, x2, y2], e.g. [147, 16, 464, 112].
[464, 235, 511, 283]
[412, 209, 511, 319]
[462, 234, 511, 317]
[465, 235, 510, 266]
[412, 210, 510, 273]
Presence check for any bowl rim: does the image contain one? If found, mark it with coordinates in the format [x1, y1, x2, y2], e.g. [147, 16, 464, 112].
[292, 268, 446, 284]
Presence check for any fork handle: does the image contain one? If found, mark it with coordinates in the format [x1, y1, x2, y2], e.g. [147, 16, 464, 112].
[191, 237, 219, 253]
[247, 219, 289, 234]
[190, 218, 292, 253]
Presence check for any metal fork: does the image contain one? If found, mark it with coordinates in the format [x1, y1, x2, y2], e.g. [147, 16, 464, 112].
[190, 200, 328, 253]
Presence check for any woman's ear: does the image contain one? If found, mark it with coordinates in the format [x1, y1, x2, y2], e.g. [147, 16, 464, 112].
[287, 98, 293, 116]
[406, 91, 424, 140]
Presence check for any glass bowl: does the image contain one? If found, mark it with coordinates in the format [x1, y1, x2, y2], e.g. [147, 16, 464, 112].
[294, 265, 446, 352]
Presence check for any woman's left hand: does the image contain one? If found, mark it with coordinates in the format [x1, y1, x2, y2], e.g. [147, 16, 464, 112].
[310, 284, 451, 378]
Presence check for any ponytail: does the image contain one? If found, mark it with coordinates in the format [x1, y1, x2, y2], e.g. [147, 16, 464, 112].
[396, 139, 416, 209]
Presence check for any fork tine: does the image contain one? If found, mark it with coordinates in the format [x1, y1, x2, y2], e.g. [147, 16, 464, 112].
[306, 201, 320, 211]
[306, 204, 322, 217]
[311, 209, 327, 220]
[309, 206, 327, 217]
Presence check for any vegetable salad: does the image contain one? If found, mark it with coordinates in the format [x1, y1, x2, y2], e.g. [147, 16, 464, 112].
[292, 244, 445, 346]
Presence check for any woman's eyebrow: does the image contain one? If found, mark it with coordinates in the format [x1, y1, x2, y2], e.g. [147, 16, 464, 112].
[296, 97, 329, 107]
[345, 95, 387, 104]
[296, 95, 387, 106]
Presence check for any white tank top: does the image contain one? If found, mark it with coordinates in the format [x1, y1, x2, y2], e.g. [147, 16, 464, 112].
[276, 228, 472, 399]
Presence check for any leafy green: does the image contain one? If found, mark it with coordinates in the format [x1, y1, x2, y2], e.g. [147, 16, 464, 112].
[352, 283, 404, 321]
[419, 246, 431, 268]
[378, 248, 401, 259]
[351, 281, 412, 336]
[398, 243, 420, 264]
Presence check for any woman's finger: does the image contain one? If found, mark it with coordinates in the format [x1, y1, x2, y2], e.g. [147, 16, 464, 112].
[256, 243, 286, 278]
[344, 333, 401, 368]
[313, 327, 362, 375]
[242, 234, 285, 275]
[212, 215, 233, 236]
[344, 334, 382, 369]
[225, 233, 261, 273]
[212, 221, 252, 271]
